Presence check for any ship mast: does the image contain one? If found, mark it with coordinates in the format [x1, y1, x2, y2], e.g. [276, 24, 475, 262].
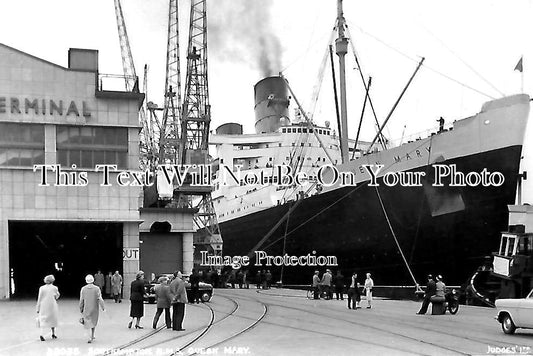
[335, 0, 349, 164]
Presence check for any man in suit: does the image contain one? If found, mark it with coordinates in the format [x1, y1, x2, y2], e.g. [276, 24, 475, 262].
[334, 270, 345, 300]
[169, 271, 188, 331]
[189, 269, 201, 304]
[153, 276, 172, 329]
[312, 270, 321, 299]
[321, 269, 333, 300]
[94, 270, 105, 293]
[417, 274, 436, 315]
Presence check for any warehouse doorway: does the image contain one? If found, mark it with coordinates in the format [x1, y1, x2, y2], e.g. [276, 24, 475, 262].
[9, 221, 123, 298]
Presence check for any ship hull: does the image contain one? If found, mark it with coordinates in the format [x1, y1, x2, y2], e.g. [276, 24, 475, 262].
[218, 145, 522, 286]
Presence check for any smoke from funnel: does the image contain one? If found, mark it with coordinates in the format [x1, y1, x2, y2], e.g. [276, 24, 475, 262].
[210, 0, 283, 77]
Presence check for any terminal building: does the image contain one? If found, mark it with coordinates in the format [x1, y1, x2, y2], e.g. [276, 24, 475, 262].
[0, 44, 195, 299]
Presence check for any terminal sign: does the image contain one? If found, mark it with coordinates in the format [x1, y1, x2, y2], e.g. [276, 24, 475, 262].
[0, 97, 91, 117]
[123, 248, 139, 261]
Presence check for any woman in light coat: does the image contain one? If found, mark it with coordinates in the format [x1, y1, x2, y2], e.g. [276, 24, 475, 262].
[111, 270, 123, 303]
[36, 274, 60, 341]
[364, 273, 374, 309]
[80, 274, 105, 343]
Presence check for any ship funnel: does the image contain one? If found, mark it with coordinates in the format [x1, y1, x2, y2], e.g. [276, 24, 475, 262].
[216, 123, 243, 135]
[254, 76, 290, 133]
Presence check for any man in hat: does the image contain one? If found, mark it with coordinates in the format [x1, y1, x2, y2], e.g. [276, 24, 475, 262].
[417, 274, 436, 315]
[312, 271, 321, 299]
[169, 271, 188, 331]
[321, 269, 333, 300]
[94, 270, 105, 293]
[153, 276, 172, 329]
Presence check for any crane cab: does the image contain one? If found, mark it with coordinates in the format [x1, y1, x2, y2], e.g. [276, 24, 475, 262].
[492, 231, 533, 298]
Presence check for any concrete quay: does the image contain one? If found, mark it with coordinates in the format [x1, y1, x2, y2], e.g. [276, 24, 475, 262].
[1, 288, 532, 356]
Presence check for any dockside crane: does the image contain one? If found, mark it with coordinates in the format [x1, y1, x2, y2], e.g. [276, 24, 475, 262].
[114, 0, 222, 258]
[114, 0, 138, 92]
[178, 0, 222, 258]
[115, 0, 182, 171]
[157, 0, 182, 166]
[114, 0, 155, 171]
[144, 0, 182, 170]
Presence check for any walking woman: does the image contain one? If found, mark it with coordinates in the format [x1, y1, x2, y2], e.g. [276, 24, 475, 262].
[36, 274, 60, 341]
[79, 274, 105, 343]
[111, 270, 123, 303]
[129, 271, 146, 329]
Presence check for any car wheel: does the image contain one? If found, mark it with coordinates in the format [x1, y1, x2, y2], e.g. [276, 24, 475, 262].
[201, 292, 211, 302]
[501, 314, 516, 335]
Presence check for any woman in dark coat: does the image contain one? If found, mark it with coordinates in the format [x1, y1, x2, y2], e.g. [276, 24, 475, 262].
[129, 271, 146, 329]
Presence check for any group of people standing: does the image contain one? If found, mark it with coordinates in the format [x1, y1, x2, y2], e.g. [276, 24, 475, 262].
[255, 270, 272, 289]
[128, 270, 188, 332]
[35, 269, 190, 343]
[93, 270, 123, 303]
[312, 270, 374, 309]
[347, 272, 374, 310]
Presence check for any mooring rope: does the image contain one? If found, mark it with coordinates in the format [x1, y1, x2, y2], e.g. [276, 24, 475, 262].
[374, 184, 421, 291]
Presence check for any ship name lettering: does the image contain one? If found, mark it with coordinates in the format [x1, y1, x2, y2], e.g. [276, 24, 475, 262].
[394, 149, 424, 163]
[432, 164, 504, 187]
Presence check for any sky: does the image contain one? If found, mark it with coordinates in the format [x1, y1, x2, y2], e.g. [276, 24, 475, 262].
[0, 0, 532, 145]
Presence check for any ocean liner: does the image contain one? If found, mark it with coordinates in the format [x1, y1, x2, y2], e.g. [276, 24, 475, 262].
[207, 2, 531, 286]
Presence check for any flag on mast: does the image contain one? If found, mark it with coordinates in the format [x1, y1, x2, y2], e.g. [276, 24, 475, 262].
[514, 57, 523, 72]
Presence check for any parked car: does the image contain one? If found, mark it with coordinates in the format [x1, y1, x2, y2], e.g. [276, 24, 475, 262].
[144, 273, 213, 304]
[495, 288, 533, 334]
